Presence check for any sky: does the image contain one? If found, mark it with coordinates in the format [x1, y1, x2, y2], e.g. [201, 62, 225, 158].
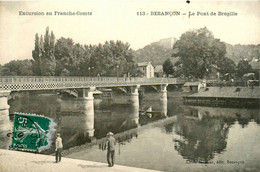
[0, 0, 260, 64]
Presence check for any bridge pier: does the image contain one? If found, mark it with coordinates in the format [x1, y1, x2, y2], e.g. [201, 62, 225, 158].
[129, 85, 140, 127]
[60, 87, 95, 137]
[160, 84, 168, 101]
[0, 91, 10, 111]
[160, 97, 168, 117]
[129, 104, 140, 127]
[160, 84, 168, 116]
[81, 87, 96, 137]
[0, 91, 12, 149]
[129, 85, 140, 107]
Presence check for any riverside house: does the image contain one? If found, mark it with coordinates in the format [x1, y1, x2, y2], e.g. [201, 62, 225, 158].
[137, 61, 155, 78]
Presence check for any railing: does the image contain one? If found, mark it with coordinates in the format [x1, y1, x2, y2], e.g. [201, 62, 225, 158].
[0, 76, 184, 91]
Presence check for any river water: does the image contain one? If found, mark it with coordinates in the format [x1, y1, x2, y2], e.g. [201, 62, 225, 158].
[2, 91, 260, 171]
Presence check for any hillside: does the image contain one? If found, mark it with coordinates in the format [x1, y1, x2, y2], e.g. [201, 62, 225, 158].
[225, 43, 260, 63]
[134, 37, 260, 65]
[134, 37, 178, 65]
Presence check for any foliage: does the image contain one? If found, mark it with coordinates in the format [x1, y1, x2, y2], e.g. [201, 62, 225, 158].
[172, 60, 183, 78]
[163, 58, 174, 76]
[172, 27, 227, 79]
[217, 57, 236, 76]
[30, 27, 138, 77]
[236, 59, 253, 78]
[87, 41, 138, 77]
[32, 27, 56, 76]
[174, 114, 229, 163]
[0, 59, 33, 76]
[54, 38, 88, 76]
[135, 37, 260, 72]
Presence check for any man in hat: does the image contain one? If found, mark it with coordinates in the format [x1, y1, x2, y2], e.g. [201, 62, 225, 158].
[105, 132, 116, 167]
[55, 133, 63, 163]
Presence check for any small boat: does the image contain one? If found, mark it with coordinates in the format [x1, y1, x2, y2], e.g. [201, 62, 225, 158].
[139, 107, 161, 118]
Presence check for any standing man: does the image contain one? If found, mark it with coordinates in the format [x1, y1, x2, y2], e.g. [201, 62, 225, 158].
[106, 132, 116, 167]
[55, 133, 63, 163]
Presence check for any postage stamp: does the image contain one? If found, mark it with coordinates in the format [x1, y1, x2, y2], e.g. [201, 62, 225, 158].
[10, 112, 56, 152]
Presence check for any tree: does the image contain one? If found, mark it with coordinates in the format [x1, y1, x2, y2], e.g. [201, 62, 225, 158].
[89, 41, 138, 77]
[72, 43, 87, 75]
[54, 39, 138, 77]
[55, 38, 91, 76]
[236, 59, 253, 78]
[163, 58, 174, 76]
[32, 27, 56, 76]
[41, 27, 56, 75]
[172, 27, 226, 79]
[217, 57, 236, 76]
[54, 37, 74, 76]
[32, 33, 41, 75]
[174, 114, 229, 163]
[0, 60, 33, 76]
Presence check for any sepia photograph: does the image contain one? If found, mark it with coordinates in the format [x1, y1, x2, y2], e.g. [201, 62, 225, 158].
[0, 0, 260, 171]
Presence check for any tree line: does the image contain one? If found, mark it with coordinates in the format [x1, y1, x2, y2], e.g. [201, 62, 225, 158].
[163, 27, 257, 80]
[0, 27, 140, 77]
[0, 27, 258, 81]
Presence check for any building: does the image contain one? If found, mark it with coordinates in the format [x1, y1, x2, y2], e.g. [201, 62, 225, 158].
[150, 37, 177, 49]
[137, 62, 155, 78]
[182, 82, 206, 93]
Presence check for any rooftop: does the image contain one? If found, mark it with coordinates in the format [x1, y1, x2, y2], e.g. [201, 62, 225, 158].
[188, 86, 260, 99]
[137, 62, 155, 67]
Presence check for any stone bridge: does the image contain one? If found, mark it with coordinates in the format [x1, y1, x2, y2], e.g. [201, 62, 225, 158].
[0, 76, 184, 91]
[0, 76, 185, 137]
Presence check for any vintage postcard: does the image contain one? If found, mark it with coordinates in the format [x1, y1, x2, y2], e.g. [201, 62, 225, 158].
[0, 0, 259, 171]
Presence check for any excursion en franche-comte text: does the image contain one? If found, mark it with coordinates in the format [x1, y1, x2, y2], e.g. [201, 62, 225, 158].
[18, 10, 237, 18]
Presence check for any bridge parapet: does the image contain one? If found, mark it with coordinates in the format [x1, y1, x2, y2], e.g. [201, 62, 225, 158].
[0, 76, 183, 91]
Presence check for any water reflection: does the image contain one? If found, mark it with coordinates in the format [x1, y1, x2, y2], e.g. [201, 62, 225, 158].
[5, 91, 260, 171]
[138, 95, 168, 125]
[7, 93, 143, 151]
[0, 108, 12, 149]
[94, 104, 139, 139]
[60, 98, 95, 137]
[170, 106, 260, 163]
[174, 115, 229, 163]
[160, 96, 167, 117]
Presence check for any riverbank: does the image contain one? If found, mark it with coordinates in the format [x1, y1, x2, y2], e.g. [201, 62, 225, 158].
[0, 149, 159, 172]
[184, 86, 260, 107]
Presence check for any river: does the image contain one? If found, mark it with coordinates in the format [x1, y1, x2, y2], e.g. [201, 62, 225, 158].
[2, 90, 260, 171]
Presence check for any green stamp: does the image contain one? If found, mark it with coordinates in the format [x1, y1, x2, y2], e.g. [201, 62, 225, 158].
[10, 112, 56, 152]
